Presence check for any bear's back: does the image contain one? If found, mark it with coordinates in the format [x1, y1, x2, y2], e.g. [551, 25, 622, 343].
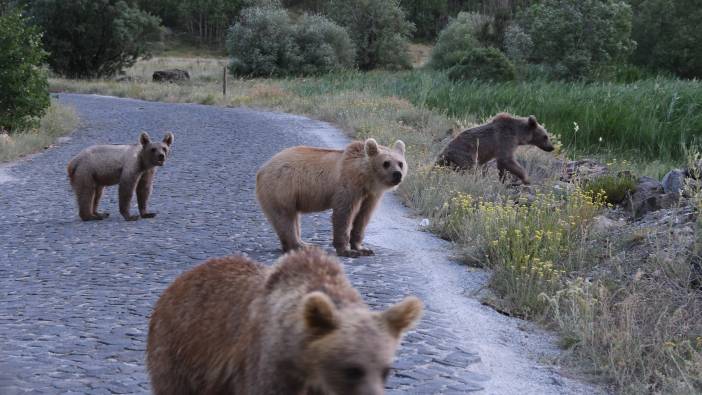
[147, 256, 267, 389]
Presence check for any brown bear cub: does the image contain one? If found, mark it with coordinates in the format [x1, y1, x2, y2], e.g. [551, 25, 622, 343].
[436, 113, 554, 184]
[67, 132, 174, 221]
[146, 248, 423, 395]
[256, 138, 407, 257]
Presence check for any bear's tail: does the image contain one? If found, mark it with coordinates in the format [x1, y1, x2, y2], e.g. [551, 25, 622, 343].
[67, 159, 78, 182]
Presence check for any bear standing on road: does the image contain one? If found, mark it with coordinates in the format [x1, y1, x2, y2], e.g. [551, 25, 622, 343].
[67, 132, 174, 221]
[146, 248, 423, 395]
[256, 138, 407, 257]
[435, 113, 554, 184]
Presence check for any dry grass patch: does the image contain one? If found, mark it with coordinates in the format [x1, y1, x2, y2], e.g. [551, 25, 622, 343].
[0, 101, 78, 162]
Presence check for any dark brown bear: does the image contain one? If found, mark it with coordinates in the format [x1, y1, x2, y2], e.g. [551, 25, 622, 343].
[436, 113, 554, 184]
[146, 248, 423, 395]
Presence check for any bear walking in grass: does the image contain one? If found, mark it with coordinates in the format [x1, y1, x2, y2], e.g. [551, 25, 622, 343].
[146, 248, 423, 395]
[67, 132, 174, 221]
[436, 113, 554, 184]
[256, 138, 407, 257]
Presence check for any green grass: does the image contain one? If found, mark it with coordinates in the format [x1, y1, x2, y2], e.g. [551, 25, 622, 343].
[283, 70, 702, 164]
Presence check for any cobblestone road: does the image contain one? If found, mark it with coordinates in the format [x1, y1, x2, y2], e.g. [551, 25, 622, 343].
[0, 94, 603, 394]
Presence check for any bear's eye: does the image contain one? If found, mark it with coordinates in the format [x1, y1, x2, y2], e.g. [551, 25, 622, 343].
[398, 161, 403, 169]
[382, 367, 392, 381]
[383, 161, 390, 169]
[151, 148, 157, 153]
[342, 366, 365, 381]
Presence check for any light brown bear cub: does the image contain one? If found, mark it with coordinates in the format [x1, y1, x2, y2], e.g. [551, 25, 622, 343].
[436, 113, 554, 184]
[67, 132, 174, 221]
[256, 138, 407, 257]
[147, 248, 423, 395]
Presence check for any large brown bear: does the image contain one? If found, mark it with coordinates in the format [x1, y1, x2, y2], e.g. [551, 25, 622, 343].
[146, 248, 423, 395]
[256, 138, 407, 257]
[67, 132, 173, 221]
[435, 113, 554, 184]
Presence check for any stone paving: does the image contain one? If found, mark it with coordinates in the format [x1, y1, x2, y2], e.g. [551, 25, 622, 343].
[0, 94, 489, 394]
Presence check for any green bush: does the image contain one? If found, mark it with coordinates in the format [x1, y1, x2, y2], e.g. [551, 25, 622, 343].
[427, 12, 489, 70]
[447, 47, 516, 82]
[293, 14, 355, 75]
[30, 0, 161, 78]
[227, 7, 354, 76]
[522, 0, 634, 80]
[0, 9, 50, 131]
[584, 174, 637, 205]
[327, 0, 413, 70]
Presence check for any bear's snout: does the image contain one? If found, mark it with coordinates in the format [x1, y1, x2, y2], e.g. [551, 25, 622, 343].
[392, 171, 403, 184]
[157, 154, 166, 162]
[542, 144, 555, 152]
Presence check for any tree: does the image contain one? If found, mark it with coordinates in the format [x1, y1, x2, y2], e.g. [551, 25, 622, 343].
[399, 0, 448, 41]
[30, 0, 161, 78]
[327, 0, 414, 70]
[522, 0, 635, 79]
[0, 8, 49, 131]
[629, 0, 702, 79]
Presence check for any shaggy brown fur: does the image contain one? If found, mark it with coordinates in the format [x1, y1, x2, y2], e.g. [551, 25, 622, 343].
[67, 132, 173, 221]
[256, 138, 407, 257]
[146, 248, 423, 395]
[436, 113, 554, 184]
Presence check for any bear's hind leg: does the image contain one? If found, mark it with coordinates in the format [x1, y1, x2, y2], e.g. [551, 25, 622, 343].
[92, 186, 109, 219]
[267, 209, 305, 252]
[76, 186, 100, 221]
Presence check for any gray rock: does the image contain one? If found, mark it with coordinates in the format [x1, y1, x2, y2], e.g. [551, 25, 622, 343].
[626, 177, 679, 218]
[152, 69, 190, 83]
[661, 169, 686, 195]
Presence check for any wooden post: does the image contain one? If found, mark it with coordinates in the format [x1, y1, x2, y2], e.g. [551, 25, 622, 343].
[222, 66, 227, 97]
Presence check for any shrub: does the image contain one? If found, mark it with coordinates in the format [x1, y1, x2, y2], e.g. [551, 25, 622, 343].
[293, 14, 355, 75]
[522, 0, 635, 80]
[30, 0, 161, 78]
[227, 7, 354, 77]
[447, 47, 516, 82]
[428, 12, 489, 70]
[439, 189, 606, 317]
[0, 9, 50, 131]
[584, 174, 636, 205]
[327, 0, 413, 70]
[228, 7, 301, 76]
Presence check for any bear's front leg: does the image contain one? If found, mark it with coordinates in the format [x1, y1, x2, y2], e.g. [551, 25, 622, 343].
[137, 169, 157, 218]
[350, 195, 380, 256]
[497, 157, 530, 185]
[332, 193, 362, 258]
[119, 176, 140, 221]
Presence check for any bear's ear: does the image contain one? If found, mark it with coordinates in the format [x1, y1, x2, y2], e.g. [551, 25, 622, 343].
[528, 116, 538, 129]
[382, 296, 423, 338]
[364, 138, 379, 157]
[163, 132, 174, 146]
[392, 140, 406, 156]
[303, 291, 338, 337]
[139, 132, 151, 146]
